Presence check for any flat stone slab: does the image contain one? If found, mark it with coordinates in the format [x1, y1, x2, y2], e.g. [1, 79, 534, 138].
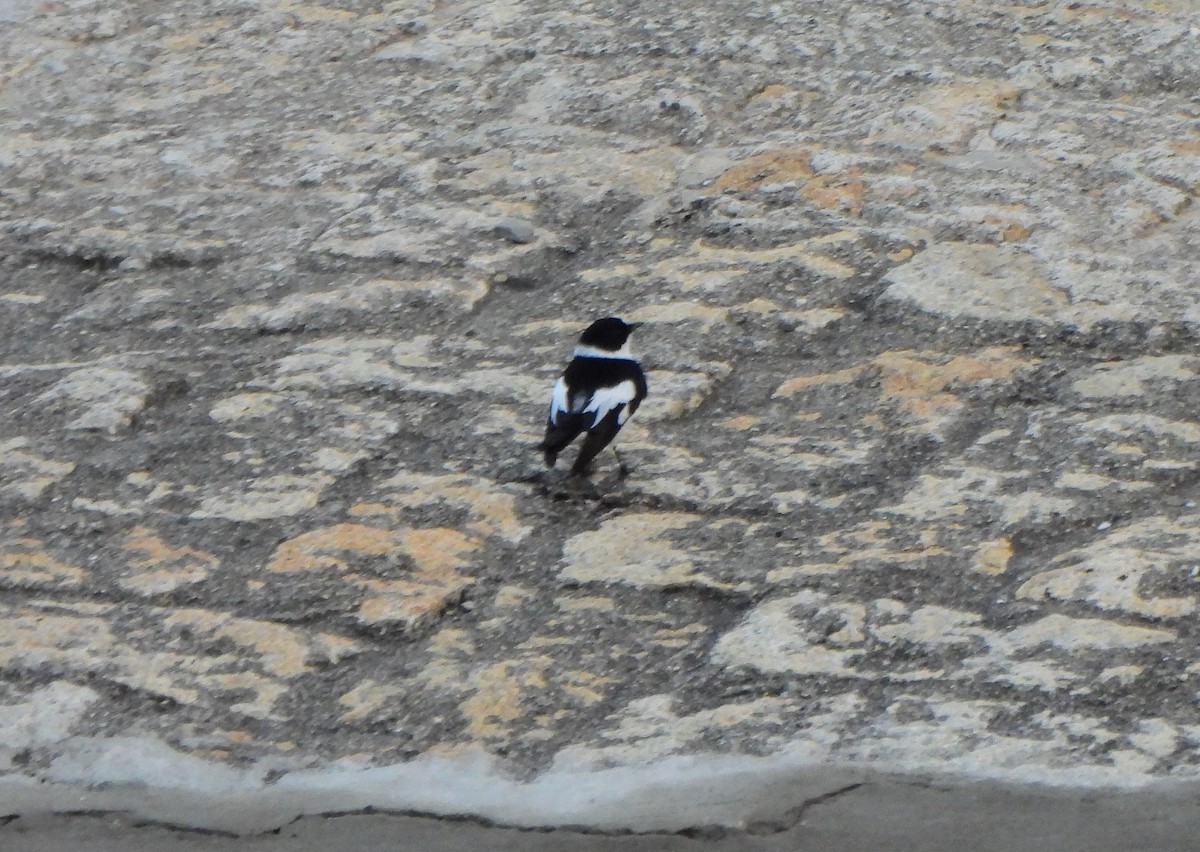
[4, 775, 1200, 851]
[3, 0, 1200, 838]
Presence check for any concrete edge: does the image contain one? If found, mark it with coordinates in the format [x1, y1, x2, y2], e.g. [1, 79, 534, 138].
[4, 735, 1200, 836]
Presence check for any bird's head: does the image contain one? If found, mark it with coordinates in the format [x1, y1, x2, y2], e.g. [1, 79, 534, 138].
[577, 316, 642, 353]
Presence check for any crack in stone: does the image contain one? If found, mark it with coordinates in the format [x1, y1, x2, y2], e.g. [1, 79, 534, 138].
[742, 782, 867, 836]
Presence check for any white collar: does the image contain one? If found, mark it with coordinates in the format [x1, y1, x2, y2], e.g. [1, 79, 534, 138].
[573, 343, 636, 360]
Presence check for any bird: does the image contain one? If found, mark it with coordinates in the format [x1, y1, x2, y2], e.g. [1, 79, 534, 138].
[538, 317, 648, 476]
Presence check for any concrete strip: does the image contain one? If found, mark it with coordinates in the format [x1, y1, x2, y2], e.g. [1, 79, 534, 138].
[4, 777, 1200, 852]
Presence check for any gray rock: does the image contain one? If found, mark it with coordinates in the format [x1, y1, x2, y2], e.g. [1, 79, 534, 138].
[490, 218, 537, 245]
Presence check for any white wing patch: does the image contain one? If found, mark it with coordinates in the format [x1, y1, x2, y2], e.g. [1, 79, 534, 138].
[583, 379, 638, 426]
[548, 377, 569, 424]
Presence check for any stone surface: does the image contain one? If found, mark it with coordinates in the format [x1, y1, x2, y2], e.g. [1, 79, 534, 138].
[4, 0, 1200, 838]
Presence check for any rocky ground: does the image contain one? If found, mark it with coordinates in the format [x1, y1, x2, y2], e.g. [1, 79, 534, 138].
[4, 0, 1200, 839]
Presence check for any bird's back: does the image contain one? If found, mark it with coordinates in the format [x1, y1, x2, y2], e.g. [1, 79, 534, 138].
[562, 355, 647, 422]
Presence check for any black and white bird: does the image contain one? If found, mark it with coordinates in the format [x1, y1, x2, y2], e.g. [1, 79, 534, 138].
[539, 317, 648, 476]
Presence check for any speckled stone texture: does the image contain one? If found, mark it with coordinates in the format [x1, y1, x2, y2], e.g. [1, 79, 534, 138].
[4, 0, 1200, 831]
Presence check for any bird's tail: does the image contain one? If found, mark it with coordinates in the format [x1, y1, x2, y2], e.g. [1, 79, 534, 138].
[539, 417, 585, 468]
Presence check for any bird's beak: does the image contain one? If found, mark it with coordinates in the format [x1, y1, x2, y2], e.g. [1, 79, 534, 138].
[627, 322, 644, 332]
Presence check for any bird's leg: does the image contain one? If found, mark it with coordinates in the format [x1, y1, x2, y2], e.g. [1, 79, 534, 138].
[613, 446, 631, 478]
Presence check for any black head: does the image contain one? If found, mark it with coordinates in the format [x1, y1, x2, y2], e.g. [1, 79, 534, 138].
[578, 316, 642, 351]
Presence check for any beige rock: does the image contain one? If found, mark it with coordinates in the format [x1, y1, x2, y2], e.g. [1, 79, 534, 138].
[972, 539, 1013, 576]
[0, 525, 83, 589]
[712, 593, 866, 676]
[1018, 515, 1200, 619]
[774, 348, 1028, 438]
[715, 593, 1174, 692]
[338, 680, 408, 723]
[1005, 615, 1175, 652]
[560, 513, 708, 589]
[460, 658, 552, 740]
[117, 526, 218, 596]
[37, 367, 150, 434]
[1070, 356, 1199, 399]
[268, 336, 436, 391]
[268, 523, 476, 629]
[637, 364, 732, 421]
[0, 601, 358, 718]
[869, 81, 1021, 153]
[0, 438, 76, 501]
[882, 243, 1068, 324]
[352, 470, 531, 545]
[208, 393, 287, 422]
[1077, 413, 1200, 445]
[191, 473, 335, 521]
